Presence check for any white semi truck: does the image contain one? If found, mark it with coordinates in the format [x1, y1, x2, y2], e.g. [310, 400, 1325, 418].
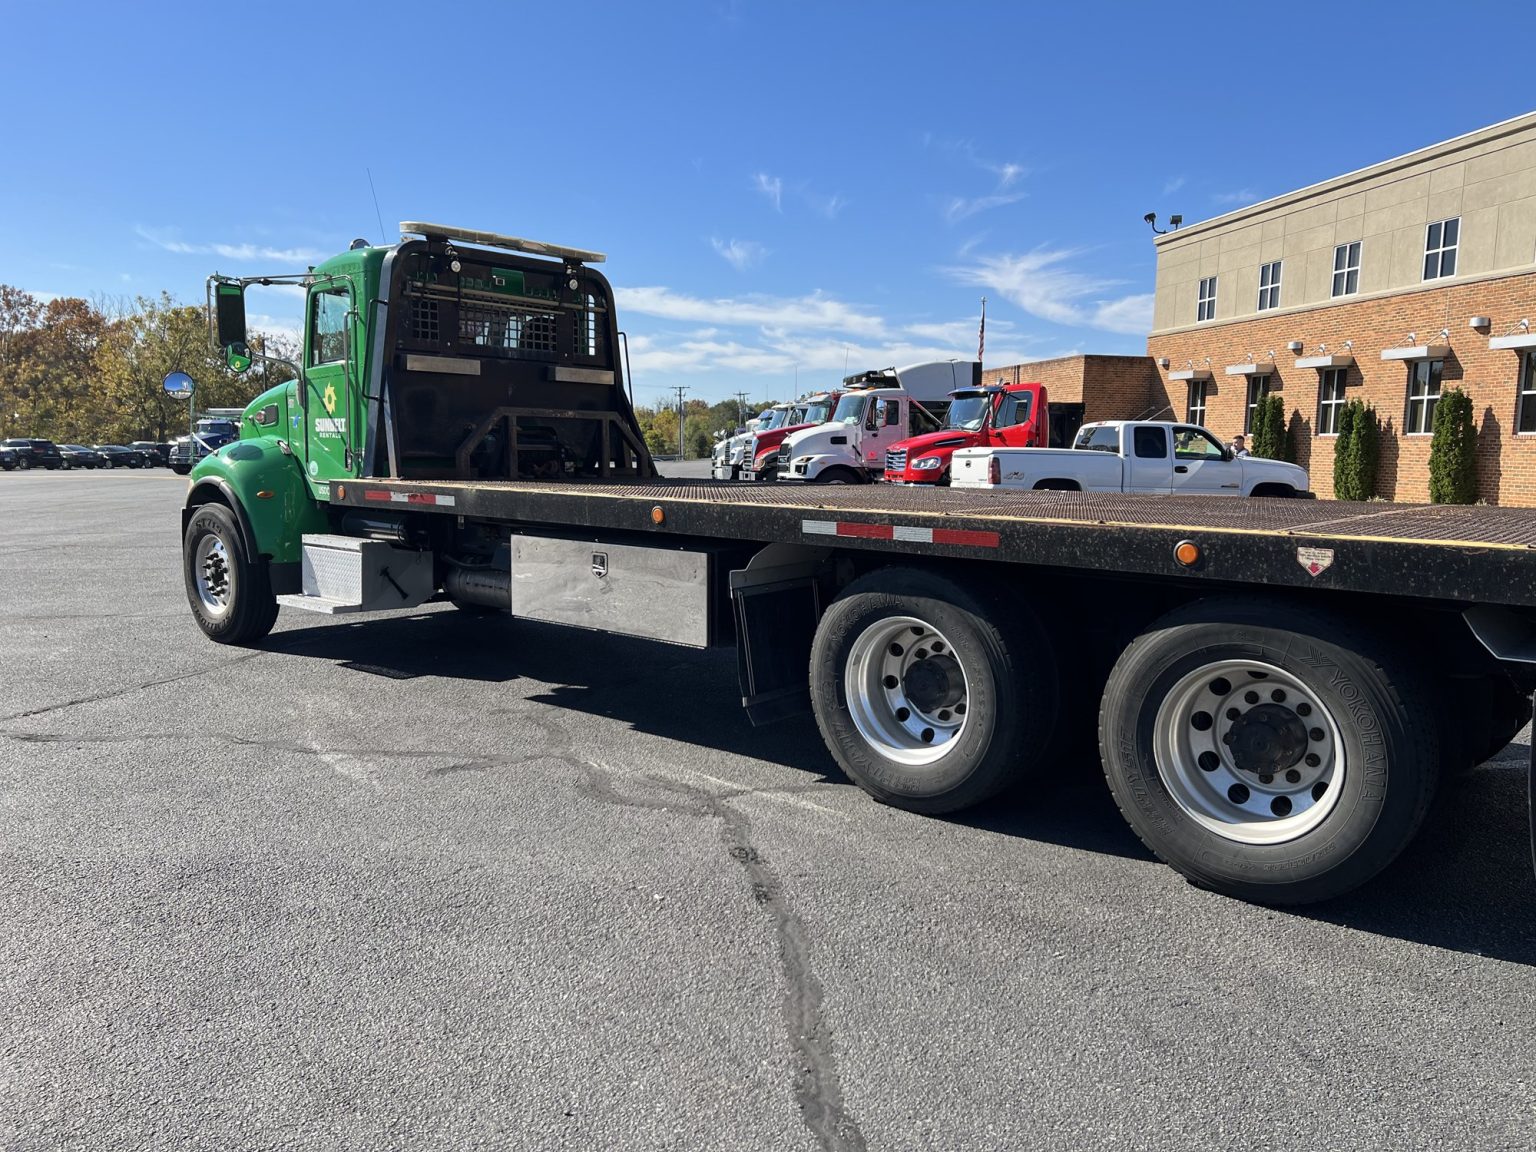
[775, 361, 975, 484]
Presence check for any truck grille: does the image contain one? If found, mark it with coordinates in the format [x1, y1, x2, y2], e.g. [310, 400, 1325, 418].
[885, 448, 907, 473]
[777, 444, 791, 469]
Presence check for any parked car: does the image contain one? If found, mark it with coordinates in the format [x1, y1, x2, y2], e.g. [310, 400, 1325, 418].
[0, 444, 21, 470]
[129, 440, 169, 466]
[951, 420, 1312, 497]
[59, 444, 106, 469]
[94, 444, 150, 468]
[1, 438, 64, 469]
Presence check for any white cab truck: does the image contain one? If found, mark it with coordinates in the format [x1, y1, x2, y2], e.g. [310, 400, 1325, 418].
[712, 404, 791, 481]
[952, 420, 1312, 497]
[776, 360, 976, 484]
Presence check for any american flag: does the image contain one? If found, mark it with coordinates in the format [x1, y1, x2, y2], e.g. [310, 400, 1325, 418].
[977, 297, 986, 363]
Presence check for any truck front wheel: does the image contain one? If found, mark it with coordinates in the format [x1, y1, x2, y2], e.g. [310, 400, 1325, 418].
[814, 466, 864, 485]
[1099, 600, 1436, 904]
[183, 503, 279, 645]
[810, 568, 1057, 814]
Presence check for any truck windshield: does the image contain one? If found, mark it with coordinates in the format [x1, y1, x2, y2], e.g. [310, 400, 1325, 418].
[832, 394, 868, 425]
[946, 395, 992, 431]
[801, 402, 832, 424]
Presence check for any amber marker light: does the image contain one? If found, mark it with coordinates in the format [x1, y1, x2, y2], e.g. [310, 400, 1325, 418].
[255, 490, 274, 499]
[1174, 540, 1202, 567]
[651, 505, 665, 525]
[336, 484, 347, 500]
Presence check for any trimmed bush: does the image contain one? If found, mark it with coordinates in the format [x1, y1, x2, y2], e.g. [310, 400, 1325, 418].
[1332, 399, 1379, 502]
[1427, 387, 1477, 504]
[1249, 393, 1290, 460]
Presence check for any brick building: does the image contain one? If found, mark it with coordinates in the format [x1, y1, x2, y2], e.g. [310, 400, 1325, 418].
[1147, 112, 1536, 504]
[981, 353, 1162, 447]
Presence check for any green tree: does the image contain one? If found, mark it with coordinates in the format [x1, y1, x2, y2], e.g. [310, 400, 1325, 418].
[1332, 399, 1379, 501]
[1249, 392, 1289, 460]
[1428, 386, 1477, 504]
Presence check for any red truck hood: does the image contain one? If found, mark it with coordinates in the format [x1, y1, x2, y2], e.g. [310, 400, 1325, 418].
[890, 429, 983, 457]
[754, 420, 819, 453]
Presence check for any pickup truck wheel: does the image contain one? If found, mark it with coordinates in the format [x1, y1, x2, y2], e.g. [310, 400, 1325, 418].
[183, 503, 279, 645]
[811, 568, 1057, 814]
[1099, 601, 1436, 904]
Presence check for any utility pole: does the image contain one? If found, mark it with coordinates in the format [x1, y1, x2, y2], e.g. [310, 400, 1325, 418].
[671, 385, 689, 458]
[732, 390, 751, 429]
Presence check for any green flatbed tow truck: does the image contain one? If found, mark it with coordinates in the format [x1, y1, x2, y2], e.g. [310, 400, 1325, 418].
[177, 221, 1536, 905]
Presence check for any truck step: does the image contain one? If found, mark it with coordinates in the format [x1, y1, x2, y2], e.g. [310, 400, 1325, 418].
[278, 534, 434, 616]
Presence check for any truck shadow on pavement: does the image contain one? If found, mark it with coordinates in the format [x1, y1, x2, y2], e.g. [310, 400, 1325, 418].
[263, 610, 1536, 966]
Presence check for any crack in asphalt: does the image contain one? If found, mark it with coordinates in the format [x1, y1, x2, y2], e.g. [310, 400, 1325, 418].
[578, 759, 868, 1152]
[0, 652, 264, 722]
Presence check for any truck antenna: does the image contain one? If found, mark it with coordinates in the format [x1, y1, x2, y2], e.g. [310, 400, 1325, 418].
[366, 168, 386, 243]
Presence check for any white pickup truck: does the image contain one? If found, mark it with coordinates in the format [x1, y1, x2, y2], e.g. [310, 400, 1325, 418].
[951, 420, 1311, 497]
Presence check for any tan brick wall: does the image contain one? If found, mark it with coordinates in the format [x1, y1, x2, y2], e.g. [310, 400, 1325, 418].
[984, 354, 1163, 423]
[1147, 269, 1536, 504]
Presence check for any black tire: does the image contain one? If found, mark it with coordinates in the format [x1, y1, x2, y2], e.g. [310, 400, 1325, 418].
[754, 464, 778, 483]
[1032, 479, 1080, 491]
[1250, 484, 1299, 498]
[814, 466, 864, 485]
[182, 503, 279, 645]
[1099, 599, 1437, 905]
[810, 567, 1057, 814]
[171, 464, 190, 476]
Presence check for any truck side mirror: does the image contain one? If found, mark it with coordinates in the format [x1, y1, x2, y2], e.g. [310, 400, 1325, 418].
[214, 282, 248, 351]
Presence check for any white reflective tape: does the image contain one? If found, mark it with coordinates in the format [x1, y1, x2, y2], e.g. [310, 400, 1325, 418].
[892, 525, 934, 543]
[802, 520, 838, 536]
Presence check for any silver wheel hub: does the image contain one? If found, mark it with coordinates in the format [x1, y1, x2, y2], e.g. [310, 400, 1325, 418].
[846, 616, 969, 766]
[1153, 659, 1342, 845]
[194, 535, 234, 617]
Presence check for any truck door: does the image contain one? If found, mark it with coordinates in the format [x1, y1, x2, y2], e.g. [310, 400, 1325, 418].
[1126, 425, 1173, 494]
[993, 391, 1036, 447]
[863, 395, 908, 471]
[301, 282, 356, 486]
[1169, 425, 1242, 494]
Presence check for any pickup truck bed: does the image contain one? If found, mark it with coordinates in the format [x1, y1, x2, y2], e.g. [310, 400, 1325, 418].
[331, 477, 1536, 609]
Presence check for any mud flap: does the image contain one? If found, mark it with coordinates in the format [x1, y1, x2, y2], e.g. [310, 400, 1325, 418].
[730, 545, 827, 725]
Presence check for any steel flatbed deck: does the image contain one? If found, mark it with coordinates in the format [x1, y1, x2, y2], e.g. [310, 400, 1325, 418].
[331, 478, 1536, 609]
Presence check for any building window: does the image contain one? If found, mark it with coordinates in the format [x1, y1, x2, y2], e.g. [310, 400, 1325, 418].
[1518, 351, 1536, 434]
[1257, 261, 1281, 311]
[1423, 218, 1459, 281]
[1197, 276, 1217, 323]
[1186, 379, 1208, 426]
[1332, 241, 1361, 297]
[1317, 368, 1348, 434]
[1244, 375, 1272, 434]
[1405, 359, 1443, 434]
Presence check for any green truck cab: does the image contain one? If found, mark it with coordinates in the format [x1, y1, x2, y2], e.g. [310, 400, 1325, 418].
[178, 222, 654, 643]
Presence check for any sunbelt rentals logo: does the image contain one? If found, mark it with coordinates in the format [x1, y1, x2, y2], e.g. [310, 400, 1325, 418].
[316, 383, 346, 437]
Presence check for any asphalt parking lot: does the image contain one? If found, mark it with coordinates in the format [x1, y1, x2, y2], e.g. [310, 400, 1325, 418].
[2, 470, 1535, 1151]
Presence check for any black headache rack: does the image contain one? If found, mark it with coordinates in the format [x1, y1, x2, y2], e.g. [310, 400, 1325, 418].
[329, 479, 1536, 611]
[373, 229, 656, 484]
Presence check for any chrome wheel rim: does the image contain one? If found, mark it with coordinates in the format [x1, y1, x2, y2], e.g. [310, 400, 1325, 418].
[846, 616, 970, 766]
[194, 534, 234, 617]
[1154, 659, 1343, 845]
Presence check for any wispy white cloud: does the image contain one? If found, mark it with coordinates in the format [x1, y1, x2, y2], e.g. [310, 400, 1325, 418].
[947, 247, 1151, 335]
[944, 192, 1027, 224]
[136, 226, 329, 264]
[988, 161, 1027, 189]
[752, 173, 783, 213]
[1213, 188, 1258, 205]
[710, 237, 768, 271]
[812, 192, 849, 220]
[617, 286, 890, 339]
[1162, 175, 1187, 196]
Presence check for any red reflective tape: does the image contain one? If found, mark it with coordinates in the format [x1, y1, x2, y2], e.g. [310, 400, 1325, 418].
[406, 492, 437, 504]
[932, 528, 1000, 548]
[363, 489, 392, 502]
[836, 522, 894, 540]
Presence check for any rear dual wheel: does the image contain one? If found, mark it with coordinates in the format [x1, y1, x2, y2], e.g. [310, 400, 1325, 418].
[1099, 601, 1436, 904]
[810, 569, 1057, 814]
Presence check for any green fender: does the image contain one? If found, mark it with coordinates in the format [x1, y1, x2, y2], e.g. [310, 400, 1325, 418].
[183, 438, 327, 570]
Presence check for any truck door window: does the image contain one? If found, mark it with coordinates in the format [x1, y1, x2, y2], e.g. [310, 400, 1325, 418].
[309, 288, 351, 366]
[1133, 426, 1169, 458]
[883, 400, 902, 427]
[1000, 393, 1033, 427]
[1173, 426, 1228, 460]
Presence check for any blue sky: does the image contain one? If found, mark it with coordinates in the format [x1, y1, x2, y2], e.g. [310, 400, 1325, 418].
[4, 1, 1531, 404]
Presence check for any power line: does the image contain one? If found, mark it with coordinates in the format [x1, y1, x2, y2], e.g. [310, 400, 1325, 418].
[732, 391, 751, 429]
[670, 385, 689, 457]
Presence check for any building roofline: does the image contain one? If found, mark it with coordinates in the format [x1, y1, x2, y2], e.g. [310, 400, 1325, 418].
[1153, 110, 1536, 248]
